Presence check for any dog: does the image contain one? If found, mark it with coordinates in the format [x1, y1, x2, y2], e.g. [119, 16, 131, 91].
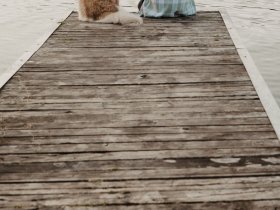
[78, 0, 143, 25]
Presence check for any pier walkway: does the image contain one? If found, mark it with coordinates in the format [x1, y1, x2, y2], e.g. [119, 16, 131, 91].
[1, 11, 280, 209]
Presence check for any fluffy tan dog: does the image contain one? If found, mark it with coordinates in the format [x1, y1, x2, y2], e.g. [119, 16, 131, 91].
[78, 0, 143, 25]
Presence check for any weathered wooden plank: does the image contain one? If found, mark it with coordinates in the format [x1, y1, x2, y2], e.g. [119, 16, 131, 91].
[1, 177, 280, 207]
[2, 188, 280, 207]
[44, 40, 235, 48]
[1, 124, 274, 138]
[0, 85, 258, 105]
[2, 176, 280, 194]
[1, 82, 255, 97]
[55, 28, 231, 37]
[0, 113, 266, 129]
[2, 164, 280, 183]
[13, 201, 278, 210]
[1, 155, 280, 180]
[1, 131, 276, 145]
[31, 47, 238, 59]
[52, 32, 231, 37]
[0, 139, 278, 154]
[1, 202, 280, 210]
[1, 154, 279, 173]
[58, 22, 228, 30]
[0, 104, 264, 114]
[24, 55, 242, 67]
[48, 37, 233, 44]
[8, 74, 250, 86]
[18, 64, 246, 73]
[0, 109, 268, 124]
[9, 73, 247, 87]
[0, 99, 262, 111]
[0, 98, 262, 112]
[1, 147, 280, 163]
[0, 96, 260, 106]
[58, 21, 228, 29]
[2, 175, 280, 189]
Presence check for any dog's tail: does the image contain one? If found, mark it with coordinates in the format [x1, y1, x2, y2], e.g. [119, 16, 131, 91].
[97, 7, 143, 25]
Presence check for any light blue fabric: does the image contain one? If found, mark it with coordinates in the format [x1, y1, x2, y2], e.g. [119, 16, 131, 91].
[139, 0, 196, 18]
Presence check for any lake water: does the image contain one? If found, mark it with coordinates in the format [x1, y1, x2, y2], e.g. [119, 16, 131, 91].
[0, 0, 279, 105]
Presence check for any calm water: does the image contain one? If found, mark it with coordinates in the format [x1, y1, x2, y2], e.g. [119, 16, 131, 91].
[0, 0, 279, 105]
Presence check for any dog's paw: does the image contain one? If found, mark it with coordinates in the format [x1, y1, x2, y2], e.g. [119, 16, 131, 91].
[78, 16, 94, 22]
[121, 16, 143, 25]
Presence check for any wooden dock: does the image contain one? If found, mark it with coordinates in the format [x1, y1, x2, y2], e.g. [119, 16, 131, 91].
[1, 11, 280, 209]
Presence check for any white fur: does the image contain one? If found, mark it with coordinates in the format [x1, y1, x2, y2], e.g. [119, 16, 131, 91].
[97, 7, 143, 25]
[78, 16, 94, 22]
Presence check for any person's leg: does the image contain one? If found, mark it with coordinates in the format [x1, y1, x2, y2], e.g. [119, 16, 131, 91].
[138, 0, 144, 10]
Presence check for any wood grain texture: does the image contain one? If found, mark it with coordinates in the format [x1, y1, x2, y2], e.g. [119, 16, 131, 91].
[0, 11, 280, 209]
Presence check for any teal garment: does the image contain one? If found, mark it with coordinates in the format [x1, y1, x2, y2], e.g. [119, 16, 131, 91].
[139, 0, 196, 18]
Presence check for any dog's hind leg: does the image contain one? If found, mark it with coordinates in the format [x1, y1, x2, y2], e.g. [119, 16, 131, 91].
[78, 0, 94, 22]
